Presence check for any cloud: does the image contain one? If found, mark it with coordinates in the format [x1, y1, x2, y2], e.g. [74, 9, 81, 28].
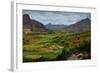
[23, 10, 91, 25]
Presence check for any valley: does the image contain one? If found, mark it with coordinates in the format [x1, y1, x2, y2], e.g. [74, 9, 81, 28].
[23, 31, 90, 62]
[23, 13, 91, 62]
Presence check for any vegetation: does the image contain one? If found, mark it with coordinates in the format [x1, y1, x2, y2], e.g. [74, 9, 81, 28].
[23, 31, 91, 62]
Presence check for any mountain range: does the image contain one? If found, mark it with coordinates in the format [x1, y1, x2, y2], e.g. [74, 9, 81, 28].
[23, 14, 91, 33]
[45, 23, 66, 31]
[63, 18, 90, 32]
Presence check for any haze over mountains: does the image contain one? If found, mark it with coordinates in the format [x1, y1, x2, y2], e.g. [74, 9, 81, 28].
[23, 14, 91, 33]
[45, 23, 66, 31]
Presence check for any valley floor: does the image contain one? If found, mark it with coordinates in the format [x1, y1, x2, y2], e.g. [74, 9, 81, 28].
[23, 31, 91, 62]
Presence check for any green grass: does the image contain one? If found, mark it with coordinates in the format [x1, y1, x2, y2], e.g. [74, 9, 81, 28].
[23, 31, 91, 62]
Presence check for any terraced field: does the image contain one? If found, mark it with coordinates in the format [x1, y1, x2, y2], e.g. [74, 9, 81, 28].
[23, 31, 91, 62]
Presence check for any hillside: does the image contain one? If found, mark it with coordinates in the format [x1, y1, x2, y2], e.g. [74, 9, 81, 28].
[23, 14, 48, 33]
[64, 18, 91, 32]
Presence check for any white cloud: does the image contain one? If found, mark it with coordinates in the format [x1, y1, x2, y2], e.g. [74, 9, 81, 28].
[23, 10, 91, 25]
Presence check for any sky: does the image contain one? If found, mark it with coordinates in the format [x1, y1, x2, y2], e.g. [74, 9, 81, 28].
[23, 10, 91, 25]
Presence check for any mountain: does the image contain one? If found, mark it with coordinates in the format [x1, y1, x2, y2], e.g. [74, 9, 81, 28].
[64, 18, 91, 32]
[45, 23, 66, 31]
[23, 14, 31, 33]
[23, 14, 48, 33]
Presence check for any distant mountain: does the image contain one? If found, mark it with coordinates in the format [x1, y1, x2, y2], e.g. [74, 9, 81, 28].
[23, 14, 90, 33]
[63, 18, 91, 32]
[23, 14, 48, 33]
[45, 23, 66, 31]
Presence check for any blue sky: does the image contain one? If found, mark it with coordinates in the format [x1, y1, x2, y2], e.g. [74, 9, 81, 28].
[23, 10, 91, 25]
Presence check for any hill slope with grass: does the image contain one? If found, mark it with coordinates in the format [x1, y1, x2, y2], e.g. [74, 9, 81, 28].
[23, 31, 91, 62]
[64, 18, 91, 32]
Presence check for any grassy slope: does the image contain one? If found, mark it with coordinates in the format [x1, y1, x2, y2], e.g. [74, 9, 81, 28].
[23, 31, 91, 62]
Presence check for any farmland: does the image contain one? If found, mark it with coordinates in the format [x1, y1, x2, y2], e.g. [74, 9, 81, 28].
[23, 31, 91, 62]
